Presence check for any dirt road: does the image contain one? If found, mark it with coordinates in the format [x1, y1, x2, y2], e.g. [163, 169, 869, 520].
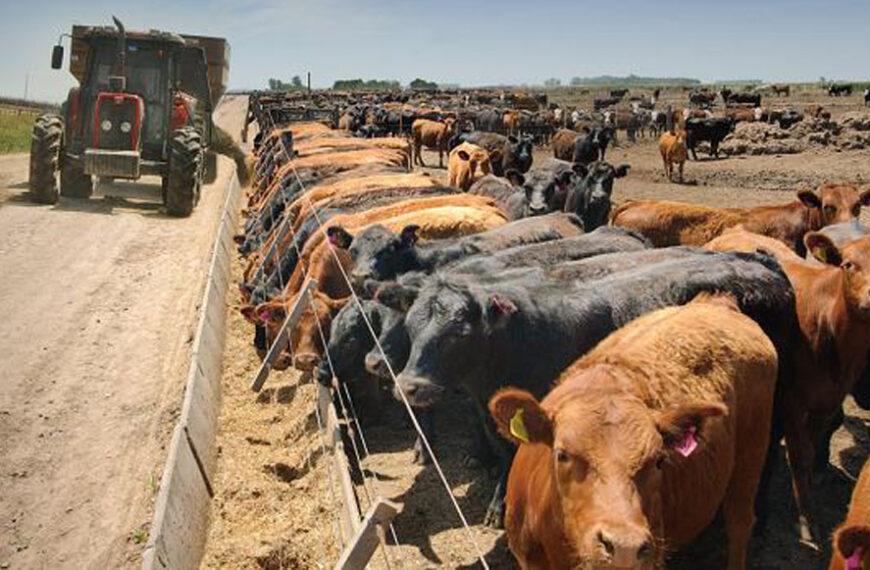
[0, 95, 248, 569]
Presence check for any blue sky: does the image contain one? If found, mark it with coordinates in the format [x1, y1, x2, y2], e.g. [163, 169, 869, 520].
[2, 0, 867, 103]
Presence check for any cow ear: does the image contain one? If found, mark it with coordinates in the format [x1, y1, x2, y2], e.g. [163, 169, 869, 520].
[804, 232, 843, 266]
[326, 226, 354, 249]
[859, 188, 870, 207]
[255, 302, 286, 324]
[374, 282, 419, 312]
[508, 135, 519, 144]
[486, 293, 517, 330]
[398, 224, 420, 248]
[505, 169, 525, 187]
[656, 401, 726, 458]
[489, 150, 503, 164]
[834, 525, 870, 568]
[797, 189, 822, 209]
[458, 150, 470, 161]
[615, 164, 631, 178]
[489, 388, 553, 446]
[572, 163, 589, 178]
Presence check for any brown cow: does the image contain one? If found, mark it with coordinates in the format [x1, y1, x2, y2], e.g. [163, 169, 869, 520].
[829, 457, 870, 570]
[448, 142, 493, 191]
[490, 295, 777, 569]
[706, 228, 870, 544]
[659, 130, 688, 183]
[411, 118, 456, 168]
[611, 183, 870, 254]
[504, 110, 521, 136]
[551, 128, 580, 161]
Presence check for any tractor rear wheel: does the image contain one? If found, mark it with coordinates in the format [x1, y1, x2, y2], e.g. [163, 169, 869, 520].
[164, 126, 203, 217]
[29, 114, 63, 204]
[60, 156, 93, 199]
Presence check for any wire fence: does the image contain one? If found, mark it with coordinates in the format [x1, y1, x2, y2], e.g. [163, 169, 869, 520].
[242, 110, 490, 568]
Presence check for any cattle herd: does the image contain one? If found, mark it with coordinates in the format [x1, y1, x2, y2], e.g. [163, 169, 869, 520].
[235, 86, 870, 569]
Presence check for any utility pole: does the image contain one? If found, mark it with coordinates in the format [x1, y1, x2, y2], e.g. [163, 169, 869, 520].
[24, 74, 29, 101]
[307, 72, 311, 95]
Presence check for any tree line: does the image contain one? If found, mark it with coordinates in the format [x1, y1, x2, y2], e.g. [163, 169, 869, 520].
[266, 77, 438, 91]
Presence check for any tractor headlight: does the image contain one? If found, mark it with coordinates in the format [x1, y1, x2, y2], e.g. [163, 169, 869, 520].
[120, 121, 132, 133]
[101, 120, 113, 132]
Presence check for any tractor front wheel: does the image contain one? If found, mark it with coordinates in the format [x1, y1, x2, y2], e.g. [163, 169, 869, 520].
[29, 114, 63, 204]
[164, 126, 203, 217]
[60, 156, 93, 199]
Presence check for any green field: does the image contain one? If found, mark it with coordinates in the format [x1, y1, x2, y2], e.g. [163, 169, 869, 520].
[0, 111, 35, 154]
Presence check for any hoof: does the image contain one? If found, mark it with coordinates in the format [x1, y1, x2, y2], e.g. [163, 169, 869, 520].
[483, 502, 505, 529]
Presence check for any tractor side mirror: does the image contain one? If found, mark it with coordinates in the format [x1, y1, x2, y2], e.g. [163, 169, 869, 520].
[51, 45, 64, 70]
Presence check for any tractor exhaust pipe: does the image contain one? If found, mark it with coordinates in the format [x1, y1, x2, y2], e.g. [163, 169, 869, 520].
[110, 16, 127, 92]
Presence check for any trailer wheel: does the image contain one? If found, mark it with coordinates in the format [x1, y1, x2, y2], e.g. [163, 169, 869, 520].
[164, 126, 203, 217]
[29, 114, 63, 204]
[60, 156, 93, 199]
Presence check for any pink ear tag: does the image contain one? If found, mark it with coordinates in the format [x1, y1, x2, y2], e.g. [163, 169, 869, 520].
[259, 311, 270, 322]
[846, 547, 864, 570]
[674, 425, 698, 458]
[327, 232, 339, 246]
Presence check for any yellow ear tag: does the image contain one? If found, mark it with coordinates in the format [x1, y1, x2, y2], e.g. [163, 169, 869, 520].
[817, 248, 827, 263]
[510, 408, 530, 443]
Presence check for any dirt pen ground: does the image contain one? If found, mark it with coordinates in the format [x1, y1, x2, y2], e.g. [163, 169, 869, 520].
[206, 90, 870, 569]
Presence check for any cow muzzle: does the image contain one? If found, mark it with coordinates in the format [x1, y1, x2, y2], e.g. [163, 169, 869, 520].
[393, 374, 445, 407]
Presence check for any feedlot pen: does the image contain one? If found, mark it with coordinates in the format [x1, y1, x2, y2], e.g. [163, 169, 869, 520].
[202, 96, 870, 569]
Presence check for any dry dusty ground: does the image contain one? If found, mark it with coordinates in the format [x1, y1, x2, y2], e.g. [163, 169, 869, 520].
[0, 95, 248, 569]
[206, 96, 870, 570]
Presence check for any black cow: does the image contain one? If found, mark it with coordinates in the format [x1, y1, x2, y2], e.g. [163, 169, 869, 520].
[394, 250, 795, 526]
[828, 84, 853, 97]
[572, 127, 613, 164]
[721, 88, 762, 107]
[563, 161, 629, 230]
[475, 108, 503, 133]
[330, 212, 585, 284]
[685, 117, 734, 160]
[467, 173, 529, 220]
[864, 88, 870, 107]
[448, 132, 533, 176]
[610, 88, 628, 99]
[593, 96, 622, 110]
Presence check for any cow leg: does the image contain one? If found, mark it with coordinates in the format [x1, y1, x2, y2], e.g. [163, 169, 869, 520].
[678, 161, 684, 184]
[412, 409, 435, 465]
[416, 146, 426, 167]
[662, 157, 669, 181]
[811, 406, 844, 475]
[782, 411, 820, 546]
[723, 412, 772, 569]
[483, 441, 516, 529]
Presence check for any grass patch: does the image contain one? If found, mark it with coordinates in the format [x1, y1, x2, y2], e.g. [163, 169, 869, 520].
[0, 111, 36, 154]
[129, 526, 148, 545]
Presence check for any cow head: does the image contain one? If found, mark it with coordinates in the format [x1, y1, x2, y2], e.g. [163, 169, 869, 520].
[329, 224, 421, 284]
[521, 167, 580, 217]
[453, 144, 493, 190]
[490, 381, 725, 568]
[506, 135, 534, 173]
[395, 280, 516, 407]
[798, 183, 870, 227]
[567, 161, 629, 231]
[805, 233, 870, 319]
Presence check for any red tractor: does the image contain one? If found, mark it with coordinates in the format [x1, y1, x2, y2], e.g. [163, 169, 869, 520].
[30, 17, 229, 216]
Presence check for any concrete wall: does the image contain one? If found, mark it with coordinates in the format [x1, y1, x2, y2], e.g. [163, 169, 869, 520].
[142, 171, 242, 570]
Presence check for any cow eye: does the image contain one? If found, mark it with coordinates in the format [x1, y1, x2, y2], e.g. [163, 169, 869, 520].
[555, 449, 570, 463]
[852, 205, 862, 217]
[655, 455, 666, 470]
[824, 205, 836, 216]
[843, 261, 855, 270]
